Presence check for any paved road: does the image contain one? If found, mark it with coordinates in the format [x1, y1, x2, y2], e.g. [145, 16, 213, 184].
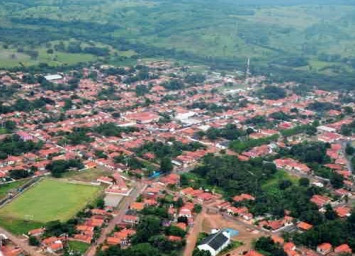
[85, 181, 146, 256]
[0, 227, 44, 256]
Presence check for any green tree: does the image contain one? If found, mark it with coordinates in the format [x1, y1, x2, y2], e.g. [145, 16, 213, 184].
[299, 177, 310, 187]
[324, 204, 337, 220]
[255, 236, 287, 256]
[160, 157, 173, 173]
[192, 248, 211, 256]
[165, 226, 186, 238]
[132, 216, 161, 244]
[125, 243, 160, 256]
[345, 144, 354, 156]
[96, 198, 105, 209]
[330, 172, 344, 189]
[176, 197, 184, 208]
[193, 204, 202, 213]
[343, 106, 353, 115]
[29, 236, 40, 246]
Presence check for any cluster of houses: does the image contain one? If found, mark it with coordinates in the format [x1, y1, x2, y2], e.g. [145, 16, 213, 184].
[269, 236, 352, 256]
[0, 61, 354, 255]
[0, 63, 353, 186]
[0, 236, 24, 256]
[99, 179, 203, 250]
[73, 208, 112, 244]
[25, 207, 113, 254]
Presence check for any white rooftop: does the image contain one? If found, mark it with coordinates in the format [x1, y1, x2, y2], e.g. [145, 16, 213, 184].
[44, 74, 62, 81]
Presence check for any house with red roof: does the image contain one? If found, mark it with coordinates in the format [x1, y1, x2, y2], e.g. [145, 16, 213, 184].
[274, 158, 311, 174]
[1, 244, 24, 256]
[91, 208, 110, 216]
[180, 187, 194, 196]
[124, 111, 160, 124]
[259, 216, 293, 232]
[297, 221, 313, 231]
[243, 144, 271, 158]
[283, 242, 299, 256]
[310, 195, 331, 208]
[196, 192, 214, 202]
[42, 237, 64, 253]
[245, 250, 264, 256]
[85, 216, 105, 227]
[317, 243, 332, 255]
[160, 173, 180, 186]
[106, 228, 136, 246]
[334, 206, 351, 218]
[73, 234, 92, 244]
[130, 202, 145, 211]
[271, 235, 284, 245]
[84, 160, 97, 169]
[106, 236, 121, 246]
[318, 132, 342, 143]
[334, 244, 352, 254]
[47, 241, 64, 253]
[334, 188, 351, 197]
[178, 208, 192, 218]
[16, 131, 34, 141]
[167, 235, 182, 242]
[298, 248, 319, 256]
[232, 193, 255, 202]
[174, 222, 187, 231]
[122, 215, 139, 225]
[226, 206, 253, 220]
[28, 228, 45, 237]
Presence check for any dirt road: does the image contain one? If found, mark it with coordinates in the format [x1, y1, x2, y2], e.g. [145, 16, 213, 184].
[183, 208, 206, 256]
[0, 227, 44, 256]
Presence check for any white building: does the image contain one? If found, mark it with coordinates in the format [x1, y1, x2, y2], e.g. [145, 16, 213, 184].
[197, 229, 231, 256]
[317, 125, 336, 133]
[44, 74, 63, 81]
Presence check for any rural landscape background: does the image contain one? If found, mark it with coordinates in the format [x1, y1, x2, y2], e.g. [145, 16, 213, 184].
[1, 0, 355, 90]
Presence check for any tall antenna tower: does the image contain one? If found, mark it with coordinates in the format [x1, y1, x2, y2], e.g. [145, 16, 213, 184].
[245, 57, 250, 79]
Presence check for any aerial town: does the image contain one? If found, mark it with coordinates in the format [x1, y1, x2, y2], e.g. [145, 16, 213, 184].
[0, 61, 353, 256]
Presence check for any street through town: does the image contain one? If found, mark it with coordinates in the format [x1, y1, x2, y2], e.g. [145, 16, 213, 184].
[85, 181, 146, 256]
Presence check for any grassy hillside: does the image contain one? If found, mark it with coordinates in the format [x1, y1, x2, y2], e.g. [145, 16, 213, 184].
[0, 0, 355, 89]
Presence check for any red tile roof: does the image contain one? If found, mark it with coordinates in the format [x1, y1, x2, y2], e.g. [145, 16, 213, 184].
[297, 221, 313, 231]
[334, 244, 352, 254]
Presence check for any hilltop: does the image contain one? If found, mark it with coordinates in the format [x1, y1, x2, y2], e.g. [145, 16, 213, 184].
[0, 0, 355, 89]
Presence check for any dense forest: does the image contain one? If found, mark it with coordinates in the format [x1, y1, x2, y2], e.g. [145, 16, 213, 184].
[186, 153, 344, 223]
[0, 0, 355, 90]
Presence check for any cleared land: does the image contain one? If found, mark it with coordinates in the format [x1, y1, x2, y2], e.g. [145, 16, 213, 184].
[185, 208, 263, 256]
[62, 167, 112, 182]
[202, 212, 264, 256]
[0, 179, 101, 227]
[0, 44, 96, 68]
[261, 170, 299, 191]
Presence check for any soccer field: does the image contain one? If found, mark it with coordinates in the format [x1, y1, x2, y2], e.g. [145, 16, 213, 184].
[0, 179, 101, 223]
